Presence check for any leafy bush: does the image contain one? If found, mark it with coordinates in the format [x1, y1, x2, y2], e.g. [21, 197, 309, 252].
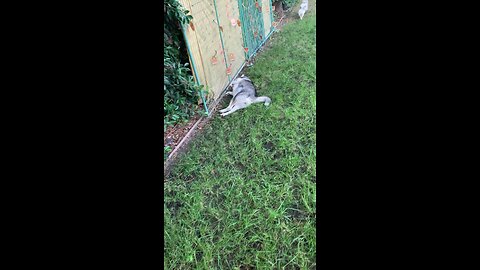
[164, 49, 203, 130]
[281, 0, 299, 9]
[164, 0, 207, 161]
[164, 0, 204, 132]
[164, 145, 172, 160]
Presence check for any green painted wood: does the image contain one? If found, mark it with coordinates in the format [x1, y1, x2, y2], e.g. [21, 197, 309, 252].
[237, 0, 266, 59]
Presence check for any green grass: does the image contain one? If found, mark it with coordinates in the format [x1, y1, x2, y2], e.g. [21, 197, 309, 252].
[164, 13, 316, 269]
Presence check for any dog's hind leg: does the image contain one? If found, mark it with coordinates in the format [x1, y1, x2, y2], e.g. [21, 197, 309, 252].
[220, 101, 250, 117]
[219, 107, 230, 113]
[219, 95, 238, 113]
[219, 101, 234, 113]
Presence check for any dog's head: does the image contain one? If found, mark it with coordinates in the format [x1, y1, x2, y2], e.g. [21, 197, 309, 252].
[230, 75, 251, 89]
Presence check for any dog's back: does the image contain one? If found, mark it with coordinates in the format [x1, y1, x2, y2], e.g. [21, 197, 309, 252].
[231, 76, 257, 100]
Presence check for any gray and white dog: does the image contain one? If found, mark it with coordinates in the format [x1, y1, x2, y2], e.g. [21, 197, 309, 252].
[219, 74, 271, 117]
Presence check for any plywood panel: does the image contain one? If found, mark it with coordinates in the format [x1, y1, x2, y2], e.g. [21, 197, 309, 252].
[214, 0, 246, 92]
[178, 0, 207, 90]
[177, 0, 273, 102]
[178, 0, 229, 100]
[262, 0, 273, 38]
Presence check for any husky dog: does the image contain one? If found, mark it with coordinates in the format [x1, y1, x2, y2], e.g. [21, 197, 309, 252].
[219, 75, 271, 117]
[298, 0, 308, 20]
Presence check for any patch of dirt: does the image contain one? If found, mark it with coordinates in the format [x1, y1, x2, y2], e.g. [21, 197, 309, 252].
[250, 241, 263, 251]
[263, 141, 275, 151]
[195, 251, 203, 262]
[164, 112, 212, 178]
[286, 206, 307, 220]
[271, 5, 288, 31]
[235, 162, 246, 171]
[164, 111, 202, 152]
[165, 201, 183, 216]
[286, 204, 316, 222]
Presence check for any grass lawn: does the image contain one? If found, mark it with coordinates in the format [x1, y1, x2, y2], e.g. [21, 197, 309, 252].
[164, 12, 316, 269]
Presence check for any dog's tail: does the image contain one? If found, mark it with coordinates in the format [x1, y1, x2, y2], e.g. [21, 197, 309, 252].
[253, 96, 271, 106]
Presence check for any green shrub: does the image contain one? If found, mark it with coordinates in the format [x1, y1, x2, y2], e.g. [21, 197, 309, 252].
[164, 0, 205, 133]
[164, 0, 207, 161]
[164, 145, 172, 160]
[164, 50, 203, 130]
[282, 0, 299, 9]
